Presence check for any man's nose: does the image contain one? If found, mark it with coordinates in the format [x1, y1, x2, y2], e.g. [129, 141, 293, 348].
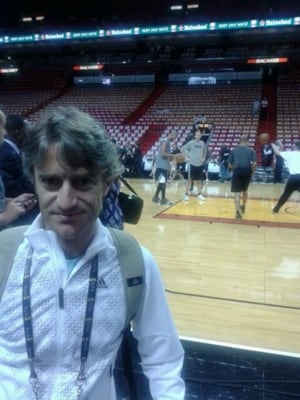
[56, 182, 78, 209]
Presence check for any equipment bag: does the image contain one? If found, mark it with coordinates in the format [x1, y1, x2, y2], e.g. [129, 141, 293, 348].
[119, 177, 144, 225]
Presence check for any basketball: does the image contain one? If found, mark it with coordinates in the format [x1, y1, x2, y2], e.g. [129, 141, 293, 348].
[258, 133, 270, 145]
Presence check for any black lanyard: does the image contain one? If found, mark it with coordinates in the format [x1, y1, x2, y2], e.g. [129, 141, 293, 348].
[22, 247, 99, 400]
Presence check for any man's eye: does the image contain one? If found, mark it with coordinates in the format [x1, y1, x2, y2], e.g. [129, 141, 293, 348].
[72, 177, 95, 190]
[41, 177, 61, 189]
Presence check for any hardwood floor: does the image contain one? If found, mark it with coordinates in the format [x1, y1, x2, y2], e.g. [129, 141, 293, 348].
[123, 178, 300, 356]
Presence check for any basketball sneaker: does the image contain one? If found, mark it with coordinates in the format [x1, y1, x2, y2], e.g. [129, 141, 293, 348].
[236, 210, 242, 219]
[160, 198, 172, 205]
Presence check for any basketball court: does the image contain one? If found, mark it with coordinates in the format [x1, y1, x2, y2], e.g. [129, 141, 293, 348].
[125, 179, 300, 355]
[123, 178, 300, 399]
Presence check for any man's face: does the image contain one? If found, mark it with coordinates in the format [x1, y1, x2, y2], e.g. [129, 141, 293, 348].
[194, 130, 201, 140]
[34, 144, 107, 254]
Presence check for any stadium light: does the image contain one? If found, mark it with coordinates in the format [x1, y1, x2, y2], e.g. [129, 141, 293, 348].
[170, 5, 183, 11]
[21, 17, 33, 22]
[187, 4, 199, 9]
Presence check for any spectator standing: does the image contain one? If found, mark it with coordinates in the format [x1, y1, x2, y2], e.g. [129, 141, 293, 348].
[132, 143, 143, 177]
[260, 97, 269, 121]
[123, 142, 135, 177]
[252, 98, 260, 116]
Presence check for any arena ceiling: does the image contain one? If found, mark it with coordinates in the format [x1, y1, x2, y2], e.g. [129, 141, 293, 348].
[1, 0, 299, 31]
[1, 0, 171, 30]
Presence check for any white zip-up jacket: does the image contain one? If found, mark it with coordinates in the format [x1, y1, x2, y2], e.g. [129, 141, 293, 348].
[0, 216, 185, 399]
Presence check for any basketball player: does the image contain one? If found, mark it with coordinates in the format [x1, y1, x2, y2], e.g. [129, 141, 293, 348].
[228, 135, 256, 218]
[271, 140, 300, 213]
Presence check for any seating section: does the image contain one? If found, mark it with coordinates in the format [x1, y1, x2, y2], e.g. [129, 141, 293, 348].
[137, 84, 261, 157]
[1, 81, 262, 157]
[0, 89, 61, 117]
[277, 76, 300, 150]
[1, 72, 299, 157]
[28, 86, 154, 146]
[27, 83, 260, 158]
[0, 68, 67, 117]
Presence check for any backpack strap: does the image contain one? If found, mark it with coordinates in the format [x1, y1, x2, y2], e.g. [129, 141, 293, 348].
[108, 228, 145, 328]
[0, 225, 28, 302]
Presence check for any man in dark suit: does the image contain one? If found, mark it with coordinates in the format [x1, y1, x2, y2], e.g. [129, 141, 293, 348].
[0, 114, 39, 224]
[0, 114, 33, 197]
